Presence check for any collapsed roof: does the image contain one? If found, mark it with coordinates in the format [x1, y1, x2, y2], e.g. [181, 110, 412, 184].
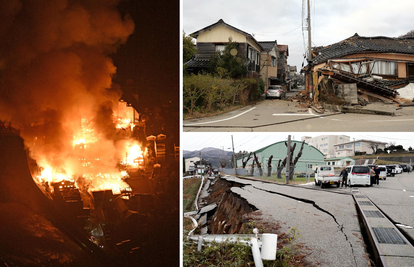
[311, 33, 414, 65]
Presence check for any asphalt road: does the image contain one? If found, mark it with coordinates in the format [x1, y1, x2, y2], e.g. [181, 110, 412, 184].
[358, 171, 414, 242]
[183, 96, 414, 132]
[220, 175, 369, 267]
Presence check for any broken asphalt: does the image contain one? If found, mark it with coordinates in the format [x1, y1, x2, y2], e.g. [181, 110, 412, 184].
[218, 175, 369, 267]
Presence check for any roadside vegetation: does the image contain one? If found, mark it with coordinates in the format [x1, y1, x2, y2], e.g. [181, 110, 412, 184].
[183, 34, 265, 119]
[183, 176, 308, 266]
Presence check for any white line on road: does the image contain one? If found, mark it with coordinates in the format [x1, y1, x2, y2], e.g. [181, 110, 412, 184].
[272, 113, 315, 116]
[183, 107, 256, 126]
[273, 108, 318, 116]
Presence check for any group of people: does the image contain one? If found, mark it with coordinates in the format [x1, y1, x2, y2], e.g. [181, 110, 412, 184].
[338, 166, 381, 188]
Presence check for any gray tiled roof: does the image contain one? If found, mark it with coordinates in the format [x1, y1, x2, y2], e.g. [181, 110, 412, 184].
[311, 33, 414, 65]
[258, 41, 277, 51]
[184, 58, 210, 68]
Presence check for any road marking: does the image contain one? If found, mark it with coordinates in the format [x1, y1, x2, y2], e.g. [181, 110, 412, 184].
[273, 108, 318, 116]
[272, 113, 315, 116]
[183, 107, 256, 126]
[396, 223, 413, 229]
[367, 119, 414, 122]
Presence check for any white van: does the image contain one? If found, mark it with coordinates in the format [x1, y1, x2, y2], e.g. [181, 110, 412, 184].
[376, 165, 387, 180]
[346, 165, 370, 186]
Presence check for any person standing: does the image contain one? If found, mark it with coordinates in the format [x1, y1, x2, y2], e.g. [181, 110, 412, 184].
[374, 166, 380, 185]
[370, 167, 376, 186]
[339, 167, 348, 188]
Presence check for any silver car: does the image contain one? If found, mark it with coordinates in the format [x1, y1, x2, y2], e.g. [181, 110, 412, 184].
[266, 85, 286, 99]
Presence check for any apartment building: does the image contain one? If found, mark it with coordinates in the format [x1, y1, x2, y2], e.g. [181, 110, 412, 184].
[302, 135, 350, 158]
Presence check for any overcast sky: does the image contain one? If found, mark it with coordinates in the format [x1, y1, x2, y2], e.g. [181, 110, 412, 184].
[182, 132, 414, 152]
[183, 0, 414, 71]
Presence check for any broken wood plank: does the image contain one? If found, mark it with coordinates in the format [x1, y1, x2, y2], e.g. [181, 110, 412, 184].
[357, 90, 395, 104]
[398, 102, 414, 107]
[310, 105, 324, 114]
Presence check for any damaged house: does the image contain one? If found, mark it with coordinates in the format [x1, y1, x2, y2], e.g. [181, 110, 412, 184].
[304, 33, 414, 107]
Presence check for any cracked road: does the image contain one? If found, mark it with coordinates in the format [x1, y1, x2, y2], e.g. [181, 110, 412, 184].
[221, 175, 368, 267]
[183, 93, 414, 132]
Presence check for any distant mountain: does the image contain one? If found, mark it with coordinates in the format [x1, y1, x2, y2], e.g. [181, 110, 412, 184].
[183, 147, 233, 168]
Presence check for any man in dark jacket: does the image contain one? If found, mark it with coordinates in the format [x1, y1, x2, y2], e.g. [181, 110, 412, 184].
[339, 167, 348, 188]
[374, 166, 380, 185]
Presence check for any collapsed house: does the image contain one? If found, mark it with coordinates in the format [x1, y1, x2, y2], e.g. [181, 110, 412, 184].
[303, 33, 414, 107]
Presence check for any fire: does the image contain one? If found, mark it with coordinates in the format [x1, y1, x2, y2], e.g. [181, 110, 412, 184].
[122, 143, 145, 168]
[33, 111, 143, 195]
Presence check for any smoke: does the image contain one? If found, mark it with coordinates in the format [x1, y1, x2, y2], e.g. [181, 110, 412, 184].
[0, 0, 135, 180]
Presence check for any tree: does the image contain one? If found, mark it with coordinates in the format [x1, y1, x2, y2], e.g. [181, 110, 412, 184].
[253, 152, 262, 176]
[368, 141, 380, 154]
[267, 155, 273, 177]
[183, 31, 197, 63]
[276, 140, 306, 180]
[183, 74, 209, 115]
[241, 152, 252, 168]
[209, 38, 248, 79]
[399, 30, 414, 38]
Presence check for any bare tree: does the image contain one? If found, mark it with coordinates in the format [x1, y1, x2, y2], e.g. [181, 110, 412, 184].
[242, 152, 252, 168]
[368, 141, 380, 154]
[267, 155, 273, 177]
[276, 140, 306, 179]
[253, 152, 262, 176]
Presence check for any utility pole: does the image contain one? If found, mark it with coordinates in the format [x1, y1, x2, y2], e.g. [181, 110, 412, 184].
[307, 0, 312, 63]
[232, 135, 237, 176]
[286, 135, 291, 184]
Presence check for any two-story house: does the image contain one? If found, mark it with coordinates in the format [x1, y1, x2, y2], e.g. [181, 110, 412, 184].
[185, 19, 262, 75]
[277, 44, 289, 85]
[258, 41, 279, 88]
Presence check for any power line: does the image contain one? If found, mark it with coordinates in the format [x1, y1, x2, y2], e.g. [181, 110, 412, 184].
[252, 25, 302, 37]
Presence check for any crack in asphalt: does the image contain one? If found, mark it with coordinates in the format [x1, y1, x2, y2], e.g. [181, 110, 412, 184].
[249, 185, 359, 267]
[183, 112, 342, 129]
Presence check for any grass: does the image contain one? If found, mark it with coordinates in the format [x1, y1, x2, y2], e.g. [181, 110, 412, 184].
[183, 177, 202, 213]
[238, 174, 315, 185]
[182, 176, 308, 267]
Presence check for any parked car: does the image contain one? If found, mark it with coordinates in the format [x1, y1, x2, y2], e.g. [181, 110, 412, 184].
[346, 165, 371, 186]
[386, 165, 396, 177]
[394, 164, 403, 174]
[400, 164, 408, 172]
[376, 165, 387, 180]
[266, 85, 286, 99]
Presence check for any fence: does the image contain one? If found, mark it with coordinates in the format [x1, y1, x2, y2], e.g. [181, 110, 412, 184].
[220, 167, 315, 183]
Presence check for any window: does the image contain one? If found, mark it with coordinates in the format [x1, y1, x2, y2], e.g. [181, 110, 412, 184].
[372, 61, 397, 75]
[332, 162, 335, 165]
[271, 56, 277, 67]
[355, 143, 360, 147]
[346, 144, 352, 148]
[215, 45, 225, 54]
[339, 145, 344, 149]
[408, 63, 414, 77]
